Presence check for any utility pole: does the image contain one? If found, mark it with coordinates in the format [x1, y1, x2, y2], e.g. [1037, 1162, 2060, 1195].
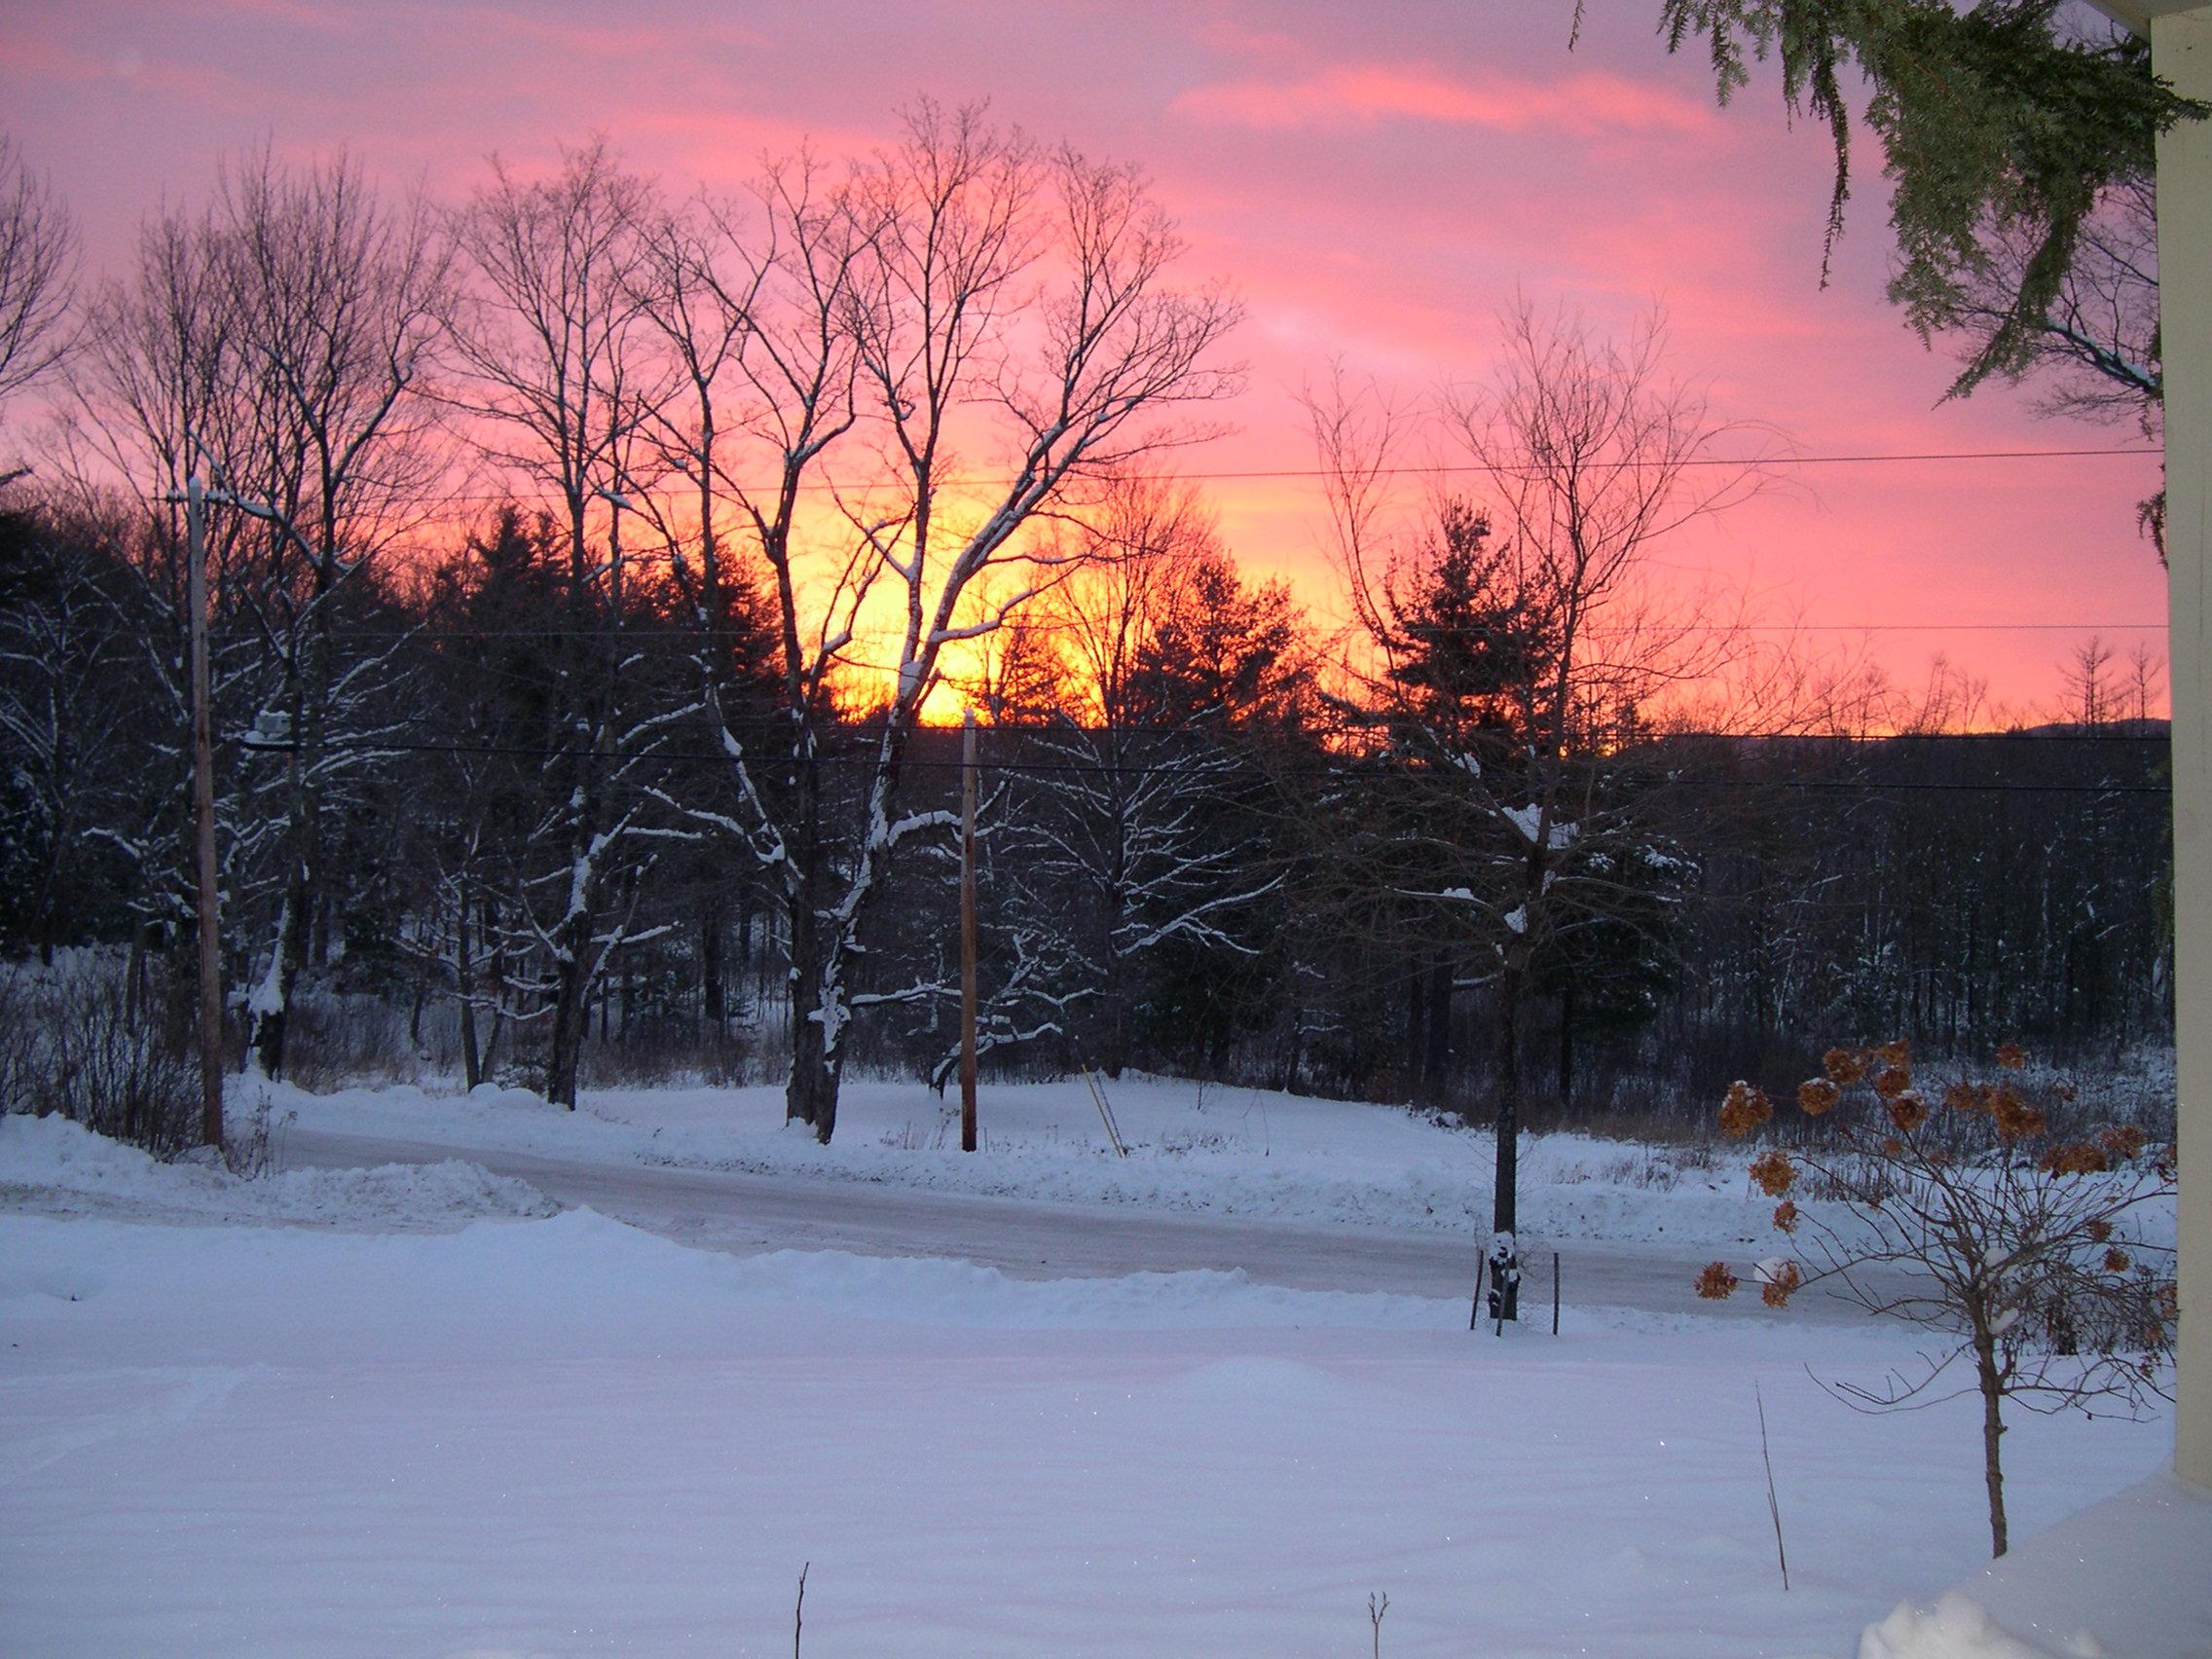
[960, 709, 978, 1153]
[180, 470, 225, 1149]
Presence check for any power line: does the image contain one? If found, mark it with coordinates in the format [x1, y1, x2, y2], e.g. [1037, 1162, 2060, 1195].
[198, 443, 2154, 511]
[300, 733, 2171, 792]
[330, 705, 2179, 743]
[1087, 446, 2164, 481]
[207, 618, 2172, 642]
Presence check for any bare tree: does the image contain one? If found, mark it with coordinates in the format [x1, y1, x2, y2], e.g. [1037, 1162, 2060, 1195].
[618, 103, 1237, 1141]
[2125, 639, 2164, 723]
[60, 203, 270, 989]
[625, 153, 872, 1084]
[54, 153, 454, 1078]
[1701, 1044, 2177, 1557]
[210, 148, 455, 1076]
[2059, 634, 2119, 728]
[445, 139, 680, 1109]
[0, 133, 77, 428]
[772, 106, 1236, 1140]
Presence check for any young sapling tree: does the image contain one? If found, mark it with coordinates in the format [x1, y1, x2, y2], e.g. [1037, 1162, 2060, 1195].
[1699, 1042, 2177, 1557]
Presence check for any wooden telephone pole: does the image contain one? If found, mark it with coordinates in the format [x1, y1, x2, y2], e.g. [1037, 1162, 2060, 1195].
[960, 710, 978, 1152]
[180, 471, 225, 1149]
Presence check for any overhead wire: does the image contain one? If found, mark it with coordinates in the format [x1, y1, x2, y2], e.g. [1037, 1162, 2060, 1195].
[290, 732, 2172, 793]
[269, 443, 2160, 506]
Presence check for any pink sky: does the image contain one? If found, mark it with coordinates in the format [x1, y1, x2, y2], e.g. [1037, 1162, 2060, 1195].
[0, 0, 2170, 714]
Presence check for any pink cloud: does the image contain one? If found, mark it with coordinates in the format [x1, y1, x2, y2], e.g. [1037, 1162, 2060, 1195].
[1172, 63, 1717, 138]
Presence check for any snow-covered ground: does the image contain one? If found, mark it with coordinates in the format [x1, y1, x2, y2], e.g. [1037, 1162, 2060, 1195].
[270, 1072, 1798, 1254]
[0, 1088, 2192, 1655]
[0, 1195, 2175, 1656]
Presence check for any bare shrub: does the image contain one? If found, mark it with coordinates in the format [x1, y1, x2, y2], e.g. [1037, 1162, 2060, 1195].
[581, 1024, 755, 1090]
[222, 1089, 295, 1178]
[1, 954, 199, 1158]
[280, 990, 426, 1091]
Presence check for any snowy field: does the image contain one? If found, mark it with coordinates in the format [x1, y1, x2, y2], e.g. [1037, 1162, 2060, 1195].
[0, 1088, 2194, 1656]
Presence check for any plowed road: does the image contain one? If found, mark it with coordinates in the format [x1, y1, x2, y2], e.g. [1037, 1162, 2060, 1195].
[285, 1126, 1885, 1325]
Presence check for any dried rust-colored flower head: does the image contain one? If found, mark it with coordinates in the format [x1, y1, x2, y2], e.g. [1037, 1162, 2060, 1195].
[1719, 1081, 1773, 1139]
[1772, 1199, 1800, 1235]
[1944, 1081, 1986, 1115]
[1991, 1084, 2046, 1140]
[2099, 1124, 2148, 1161]
[1995, 1042, 2029, 1071]
[2104, 1247, 2133, 1275]
[2087, 1218, 2115, 1243]
[1760, 1260, 1802, 1309]
[1823, 1047, 1868, 1086]
[1873, 1064, 1913, 1100]
[1749, 1149, 1796, 1198]
[2042, 1142, 2109, 1176]
[1875, 1039, 1911, 1070]
[1797, 1078, 1840, 1117]
[1886, 1091, 1930, 1133]
[1695, 1261, 1740, 1300]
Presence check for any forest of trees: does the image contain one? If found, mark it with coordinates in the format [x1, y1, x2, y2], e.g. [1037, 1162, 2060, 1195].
[0, 122, 2176, 1159]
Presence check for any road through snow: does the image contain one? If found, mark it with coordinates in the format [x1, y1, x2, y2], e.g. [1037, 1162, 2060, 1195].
[285, 1125, 1874, 1323]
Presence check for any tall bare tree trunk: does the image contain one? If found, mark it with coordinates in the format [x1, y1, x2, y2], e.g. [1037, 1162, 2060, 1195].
[1558, 980, 1576, 1109]
[701, 895, 725, 1042]
[545, 931, 594, 1111]
[1422, 951, 1452, 1107]
[456, 883, 482, 1091]
[1103, 936, 1130, 1081]
[782, 763, 833, 1138]
[1406, 949, 1426, 1098]
[785, 921, 841, 1143]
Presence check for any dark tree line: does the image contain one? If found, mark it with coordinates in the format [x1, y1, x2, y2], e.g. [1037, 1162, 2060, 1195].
[0, 125, 2173, 1185]
[0, 476, 2171, 1110]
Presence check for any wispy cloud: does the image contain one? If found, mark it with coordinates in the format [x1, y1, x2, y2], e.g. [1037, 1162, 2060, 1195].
[0, 30, 311, 120]
[432, 3, 766, 62]
[204, 0, 361, 32]
[1172, 63, 1716, 138]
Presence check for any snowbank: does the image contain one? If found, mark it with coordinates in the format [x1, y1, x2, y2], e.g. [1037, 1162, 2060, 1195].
[1859, 1595, 2081, 1659]
[0, 1110, 555, 1229]
[1866, 1470, 2212, 1659]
